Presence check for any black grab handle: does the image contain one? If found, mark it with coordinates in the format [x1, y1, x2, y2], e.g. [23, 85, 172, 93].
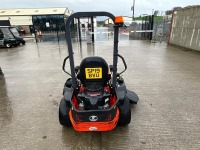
[118, 54, 127, 75]
[62, 56, 71, 76]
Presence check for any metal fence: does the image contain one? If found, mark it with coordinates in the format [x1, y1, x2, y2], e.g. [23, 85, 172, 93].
[129, 15, 154, 40]
[128, 16, 171, 42]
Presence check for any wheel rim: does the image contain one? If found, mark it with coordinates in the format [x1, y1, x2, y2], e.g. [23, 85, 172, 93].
[6, 44, 11, 48]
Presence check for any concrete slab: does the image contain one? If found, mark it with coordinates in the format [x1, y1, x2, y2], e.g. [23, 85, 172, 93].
[1, 38, 200, 149]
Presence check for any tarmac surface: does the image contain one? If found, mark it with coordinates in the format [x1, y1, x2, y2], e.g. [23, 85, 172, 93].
[1, 34, 200, 150]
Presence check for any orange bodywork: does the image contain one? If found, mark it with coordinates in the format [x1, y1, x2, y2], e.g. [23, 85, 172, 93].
[69, 108, 119, 131]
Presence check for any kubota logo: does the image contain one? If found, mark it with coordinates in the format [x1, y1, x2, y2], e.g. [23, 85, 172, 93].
[89, 127, 98, 131]
[89, 115, 98, 121]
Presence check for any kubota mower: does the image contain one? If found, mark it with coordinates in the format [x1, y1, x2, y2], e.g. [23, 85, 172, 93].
[59, 12, 138, 131]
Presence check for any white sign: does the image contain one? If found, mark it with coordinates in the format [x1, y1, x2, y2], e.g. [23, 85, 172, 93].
[46, 22, 50, 27]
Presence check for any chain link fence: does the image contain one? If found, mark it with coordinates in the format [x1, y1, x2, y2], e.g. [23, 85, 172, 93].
[129, 16, 171, 43]
[152, 20, 171, 43]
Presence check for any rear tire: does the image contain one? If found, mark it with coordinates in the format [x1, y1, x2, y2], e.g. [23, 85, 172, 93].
[59, 98, 72, 126]
[118, 97, 131, 125]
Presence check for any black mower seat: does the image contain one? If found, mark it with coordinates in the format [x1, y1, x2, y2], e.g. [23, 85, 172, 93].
[78, 56, 110, 91]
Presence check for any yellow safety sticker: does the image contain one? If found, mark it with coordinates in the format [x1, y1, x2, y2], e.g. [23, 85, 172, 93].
[85, 68, 102, 79]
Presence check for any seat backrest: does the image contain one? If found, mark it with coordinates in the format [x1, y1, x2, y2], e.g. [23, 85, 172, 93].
[78, 56, 109, 91]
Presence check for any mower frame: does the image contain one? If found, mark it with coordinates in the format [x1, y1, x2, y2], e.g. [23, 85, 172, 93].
[59, 11, 138, 131]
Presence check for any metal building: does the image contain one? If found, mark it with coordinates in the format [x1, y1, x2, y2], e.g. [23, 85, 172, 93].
[0, 8, 72, 33]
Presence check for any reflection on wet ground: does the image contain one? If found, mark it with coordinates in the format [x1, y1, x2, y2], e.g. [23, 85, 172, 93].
[32, 27, 130, 43]
[1, 29, 200, 149]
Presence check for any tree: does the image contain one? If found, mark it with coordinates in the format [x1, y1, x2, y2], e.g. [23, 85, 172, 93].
[154, 10, 159, 16]
[173, 7, 182, 11]
[165, 10, 173, 15]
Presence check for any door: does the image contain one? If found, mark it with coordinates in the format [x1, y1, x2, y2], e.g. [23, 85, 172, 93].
[0, 29, 4, 46]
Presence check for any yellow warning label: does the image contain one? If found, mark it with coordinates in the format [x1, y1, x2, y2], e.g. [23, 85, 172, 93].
[85, 68, 102, 79]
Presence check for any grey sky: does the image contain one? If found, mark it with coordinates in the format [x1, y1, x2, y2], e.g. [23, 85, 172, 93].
[0, 0, 199, 17]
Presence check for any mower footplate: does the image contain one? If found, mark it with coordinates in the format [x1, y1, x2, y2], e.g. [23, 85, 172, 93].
[126, 89, 139, 104]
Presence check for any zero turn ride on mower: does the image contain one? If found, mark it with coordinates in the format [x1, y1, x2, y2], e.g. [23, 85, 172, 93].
[59, 12, 138, 131]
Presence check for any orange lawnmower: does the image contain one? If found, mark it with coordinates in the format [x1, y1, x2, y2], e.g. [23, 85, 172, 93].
[59, 12, 138, 131]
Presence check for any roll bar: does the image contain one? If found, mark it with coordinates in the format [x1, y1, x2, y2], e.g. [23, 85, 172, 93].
[65, 11, 122, 89]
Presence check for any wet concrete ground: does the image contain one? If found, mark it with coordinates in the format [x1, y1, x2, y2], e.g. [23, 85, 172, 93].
[1, 34, 200, 150]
